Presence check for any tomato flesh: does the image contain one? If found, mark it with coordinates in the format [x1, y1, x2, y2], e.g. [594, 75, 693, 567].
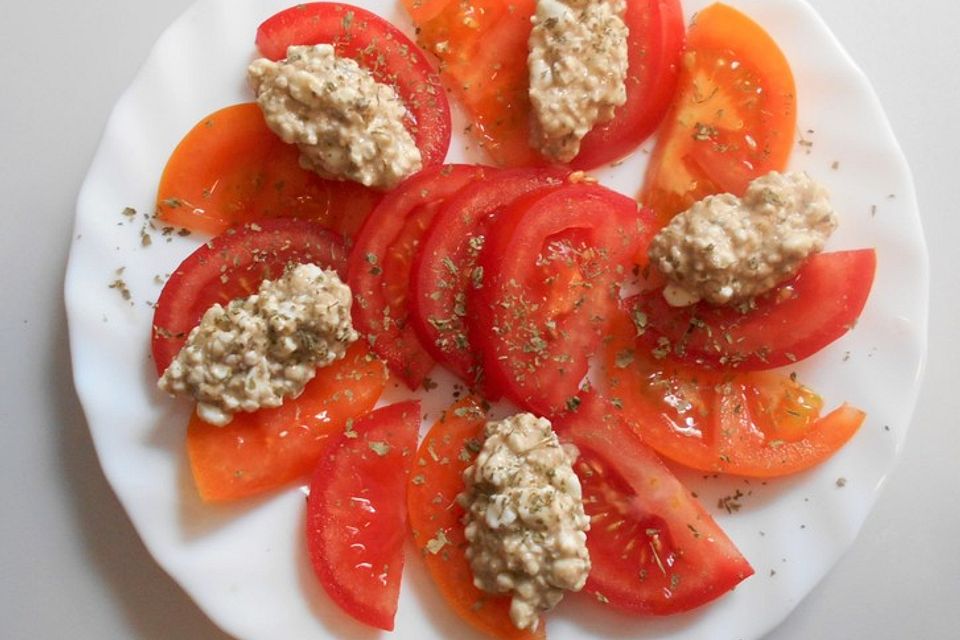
[407, 398, 545, 639]
[641, 3, 798, 222]
[554, 394, 754, 614]
[151, 219, 349, 376]
[405, 0, 685, 169]
[306, 401, 421, 631]
[256, 3, 451, 169]
[187, 342, 388, 501]
[634, 250, 878, 370]
[156, 104, 381, 237]
[348, 165, 492, 389]
[470, 182, 658, 415]
[410, 167, 567, 387]
[601, 311, 866, 477]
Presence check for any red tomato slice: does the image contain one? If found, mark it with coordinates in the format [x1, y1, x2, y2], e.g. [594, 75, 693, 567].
[470, 182, 657, 415]
[306, 401, 421, 631]
[640, 3, 798, 222]
[404, 0, 684, 169]
[255, 3, 451, 169]
[156, 104, 381, 237]
[601, 311, 866, 477]
[186, 342, 388, 501]
[633, 250, 877, 370]
[554, 394, 753, 614]
[410, 167, 568, 387]
[572, 0, 685, 169]
[151, 219, 349, 376]
[348, 164, 493, 389]
[407, 398, 545, 639]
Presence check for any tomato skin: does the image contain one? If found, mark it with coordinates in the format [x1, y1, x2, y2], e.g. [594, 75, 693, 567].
[348, 164, 492, 389]
[410, 167, 568, 387]
[186, 342, 387, 501]
[407, 398, 545, 639]
[156, 104, 381, 236]
[470, 182, 658, 415]
[255, 3, 451, 170]
[634, 250, 878, 370]
[405, 0, 682, 169]
[601, 311, 867, 478]
[572, 0, 685, 169]
[554, 394, 754, 614]
[306, 401, 421, 631]
[640, 3, 798, 222]
[151, 219, 349, 376]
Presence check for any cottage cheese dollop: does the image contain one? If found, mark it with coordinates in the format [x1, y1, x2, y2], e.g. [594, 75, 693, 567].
[459, 413, 591, 631]
[649, 171, 839, 306]
[528, 0, 629, 162]
[158, 264, 358, 426]
[248, 44, 422, 189]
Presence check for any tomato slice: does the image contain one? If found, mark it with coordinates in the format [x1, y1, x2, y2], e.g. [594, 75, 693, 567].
[404, 0, 684, 169]
[554, 394, 753, 614]
[470, 183, 657, 415]
[156, 104, 381, 237]
[633, 250, 878, 370]
[601, 311, 866, 477]
[255, 3, 451, 170]
[572, 0, 685, 170]
[151, 219, 349, 376]
[407, 398, 545, 639]
[306, 401, 420, 630]
[640, 3, 798, 222]
[348, 164, 492, 389]
[410, 167, 568, 387]
[186, 342, 387, 501]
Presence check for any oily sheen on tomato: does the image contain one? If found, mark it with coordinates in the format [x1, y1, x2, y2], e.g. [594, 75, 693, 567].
[255, 2, 451, 169]
[407, 398, 545, 640]
[601, 310, 866, 477]
[155, 103, 381, 237]
[151, 219, 349, 376]
[469, 182, 658, 415]
[187, 342, 387, 501]
[410, 167, 568, 387]
[348, 164, 492, 389]
[640, 2, 798, 222]
[404, 0, 683, 169]
[633, 250, 878, 370]
[553, 394, 754, 614]
[306, 401, 420, 631]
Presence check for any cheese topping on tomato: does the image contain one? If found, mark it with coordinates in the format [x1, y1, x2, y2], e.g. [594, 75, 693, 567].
[649, 171, 839, 306]
[158, 263, 358, 426]
[248, 44, 422, 189]
[528, 0, 629, 163]
[459, 413, 591, 630]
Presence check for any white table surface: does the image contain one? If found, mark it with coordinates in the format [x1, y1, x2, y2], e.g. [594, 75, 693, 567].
[2, 1, 957, 638]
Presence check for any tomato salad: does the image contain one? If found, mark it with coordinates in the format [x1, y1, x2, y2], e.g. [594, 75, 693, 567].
[146, 1, 877, 637]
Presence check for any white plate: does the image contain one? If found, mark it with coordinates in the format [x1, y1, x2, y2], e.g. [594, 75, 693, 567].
[65, 0, 928, 638]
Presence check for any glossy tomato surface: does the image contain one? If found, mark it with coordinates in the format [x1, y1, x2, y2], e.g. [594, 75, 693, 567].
[554, 394, 754, 614]
[155, 104, 381, 236]
[641, 3, 798, 222]
[256, 2, 451, 169]
[601, 311, 866, 477]
[470, 182, 657, 415]
[407, 398, 545, 639]
[410, 167, 568, 386]
[404, 0, 684, 169]
[633, 250, 877, 370]
[186, 342, 387, 501]
[151, 219, 349, 375]
[306, 401, 421, 630]
[348, 164, 492, 389]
